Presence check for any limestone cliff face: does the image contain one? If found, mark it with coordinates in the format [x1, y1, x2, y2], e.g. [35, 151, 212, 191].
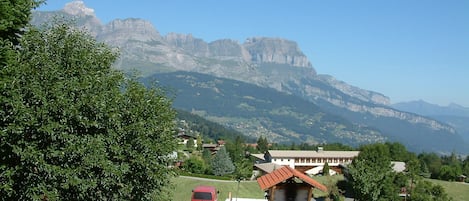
[208, 39, 244, 59]
[165, 33, 209, 57]
[98, 19, 162, 44]
[243, 37, 312, 68]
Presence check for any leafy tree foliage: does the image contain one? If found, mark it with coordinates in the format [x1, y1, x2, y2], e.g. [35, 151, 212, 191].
[202, 149, 213, 174]
[256, 136, 269, 153]
[411, 180, 452, 201]
[463, 156, 469, 182]
[234, 158, 253, 179]
[0, 0, 43, 44]
[196, 134, 203, 151]
[0, 21, 177, 200]
[186, 136, 195, 152]
[346, 143, 399, 201]
[386, 141, 413, 161]
[183, 156, 206, 174]
[212, 146, 235, 176]
[418, 152, 442, 178]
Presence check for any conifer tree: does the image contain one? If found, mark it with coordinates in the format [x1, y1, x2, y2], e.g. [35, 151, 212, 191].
[212, 146, 235, 176]
[323, 162, 330, 176]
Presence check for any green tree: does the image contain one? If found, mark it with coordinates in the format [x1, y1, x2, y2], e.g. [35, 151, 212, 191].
[186, 137, 195, 152]
[0, 22, 177, 200]
[0, 0, 43, 43]
[183, 156, 206, 174]
[418, 152, 442, 178]
[439, 165, 461, 181]
[463, 156, 469, 182]
[202, 148, 213, 174]
[226, 135, 245, 163]
[212, 146, 235, 176]
[256, 135, 269, 153]
[411, 180, 452, 201]
[196, 134, 203, 151]
[347, 144, 398, 201]
[386, 142, 410, 161]
[234, 158, 253, 179]
[323, 162, 330, 176]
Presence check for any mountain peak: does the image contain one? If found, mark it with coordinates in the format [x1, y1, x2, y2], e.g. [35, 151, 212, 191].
[63, 1, 95, 17]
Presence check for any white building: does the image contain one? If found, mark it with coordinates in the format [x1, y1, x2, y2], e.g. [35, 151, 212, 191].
[253, 148, 360, 175]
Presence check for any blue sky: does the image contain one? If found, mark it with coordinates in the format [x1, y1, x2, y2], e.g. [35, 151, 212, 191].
[38, 0, 469, 107]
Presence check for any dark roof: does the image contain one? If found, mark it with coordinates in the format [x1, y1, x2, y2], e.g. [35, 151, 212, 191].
[257, 166, 327, 192]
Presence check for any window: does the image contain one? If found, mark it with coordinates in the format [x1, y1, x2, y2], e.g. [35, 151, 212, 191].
[193, 192, 212, 200]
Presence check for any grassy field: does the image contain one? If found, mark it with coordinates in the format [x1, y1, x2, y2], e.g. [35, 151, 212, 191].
[172, 176, 264, 201]
[427, 179, 469, 201]
[171, 175, 342, 201]
[172, 175, 469, 201]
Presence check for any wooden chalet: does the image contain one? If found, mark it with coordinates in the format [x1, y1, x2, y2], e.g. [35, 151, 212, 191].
[257, 166, 327, 201]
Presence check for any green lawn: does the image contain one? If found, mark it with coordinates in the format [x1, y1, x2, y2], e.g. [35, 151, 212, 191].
[171, 175, 342, 201]
[427, 179, 469, 201]
[172, 176, 264, 201]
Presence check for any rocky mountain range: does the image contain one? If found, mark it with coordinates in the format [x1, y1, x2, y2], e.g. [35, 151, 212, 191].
[392, 100, 469, 143]
[31, 1, 468, 153]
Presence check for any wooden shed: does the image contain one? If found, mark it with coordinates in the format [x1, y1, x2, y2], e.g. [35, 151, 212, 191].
[257, 166, 327, 201]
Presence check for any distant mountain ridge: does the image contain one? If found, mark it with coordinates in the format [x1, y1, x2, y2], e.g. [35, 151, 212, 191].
[31, 1, 469, 153]
[392, 100, 469, 117]
[392, 100, 469, 143]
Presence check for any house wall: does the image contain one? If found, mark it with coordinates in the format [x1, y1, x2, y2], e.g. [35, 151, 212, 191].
[271, 157, 353, 169]
[271, 184, 311, 201]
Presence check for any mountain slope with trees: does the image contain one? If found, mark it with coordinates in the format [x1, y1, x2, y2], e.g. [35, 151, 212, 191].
[144, 71, 387, 146]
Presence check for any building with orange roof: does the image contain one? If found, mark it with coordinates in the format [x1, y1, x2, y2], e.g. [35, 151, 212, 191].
[257, 166, 327, 201]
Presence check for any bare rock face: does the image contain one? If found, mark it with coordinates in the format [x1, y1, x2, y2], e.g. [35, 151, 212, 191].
[98, 19, 162, 44]
[243, 37, 312, 68]
[208, 39, 247, 60]
[165, 33, 209, 57]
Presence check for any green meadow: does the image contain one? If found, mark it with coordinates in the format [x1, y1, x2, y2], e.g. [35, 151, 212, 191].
[172, 176, 469, 201]
[172, 176, 264, 201]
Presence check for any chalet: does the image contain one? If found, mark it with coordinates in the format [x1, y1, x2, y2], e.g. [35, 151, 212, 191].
[252, 147, 359, 174]
[202, 140, 225, 154]
[176, 134, 198, 148]
[257, 166, 327, 201]
[457, 174, 467, 182]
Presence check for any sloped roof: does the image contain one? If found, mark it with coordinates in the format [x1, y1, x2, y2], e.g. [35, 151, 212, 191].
[251, 154, 265, 160]
[257, 166, 327, 192]
[254, 163, 284, 173]
[391, 161, 406, 173]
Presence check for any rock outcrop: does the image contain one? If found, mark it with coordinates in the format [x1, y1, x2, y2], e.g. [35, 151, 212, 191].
[243, 37, 312, 68]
